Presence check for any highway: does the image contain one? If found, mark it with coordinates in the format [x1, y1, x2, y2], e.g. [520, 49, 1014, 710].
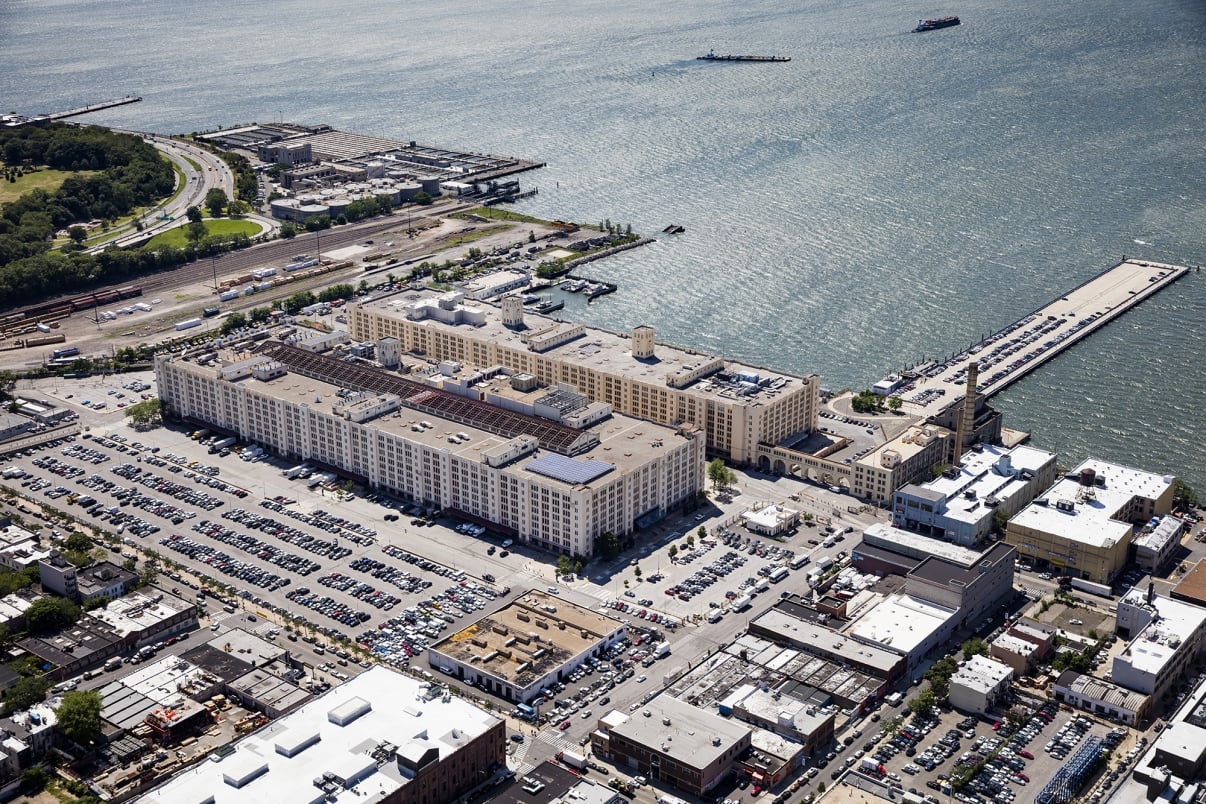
[89, 134, 238, 252]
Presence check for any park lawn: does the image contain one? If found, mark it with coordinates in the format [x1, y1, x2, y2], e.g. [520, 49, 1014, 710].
[140, 218, 261, 249]
[0, 165, 98, 205]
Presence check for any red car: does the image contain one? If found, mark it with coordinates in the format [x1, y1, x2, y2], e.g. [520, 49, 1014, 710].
[559, 720, 571, 730]
[1018, 749, 1034, 759]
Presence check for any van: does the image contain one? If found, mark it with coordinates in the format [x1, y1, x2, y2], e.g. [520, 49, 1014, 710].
[501, 539, 513, 548]
[223, 604, 236, 614]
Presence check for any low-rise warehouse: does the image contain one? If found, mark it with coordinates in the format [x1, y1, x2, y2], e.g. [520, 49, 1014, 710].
[428, 590, 625, 704]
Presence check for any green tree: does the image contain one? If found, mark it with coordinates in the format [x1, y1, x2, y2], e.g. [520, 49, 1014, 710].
[1172, 480, 1198, 510]
[54, 689, 103, 746]
[63, 532, 92, 553]
[124, 397, 163, 427]
[887, 396, 903, 413]
[185, 219, 207, 242]
[556, 555, 574, 576]
[205, 188, 228, 217]
[961, 638, 989, 660]
[413, 191, 433, 205]
[249, 305, 271, 323]
[279, 221, 297, 239]
[596, 531, 620, 560]
[67, 225, 87, 245]
[707, 458, 734, 492]
[26, 597, 81, 633]
[185, 205, 203, 224]
[633, 565, 642, 580]
[4, 676, 51, 715]
[219, 311, 247, 334]
[668, 545, 678, 561]
[909, 687, 938, 715]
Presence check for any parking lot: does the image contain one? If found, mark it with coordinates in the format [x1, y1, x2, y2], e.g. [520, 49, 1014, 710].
[830, 696, 1129, 804]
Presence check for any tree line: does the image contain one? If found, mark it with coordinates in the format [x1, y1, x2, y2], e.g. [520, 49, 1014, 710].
[0, 124, 173, 266]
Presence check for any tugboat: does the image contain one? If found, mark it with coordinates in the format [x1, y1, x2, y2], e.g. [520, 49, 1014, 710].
[913, 16, 960, 32]
[534, 299, 564, 314]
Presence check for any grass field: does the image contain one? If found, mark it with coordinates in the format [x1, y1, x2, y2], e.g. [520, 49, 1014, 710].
[0, 165, 98, 205]
[455, 207, 549, 225]
[140, 218, 261, 249]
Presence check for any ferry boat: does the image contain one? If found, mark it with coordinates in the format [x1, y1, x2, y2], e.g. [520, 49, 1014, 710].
[913, 16, 960, 32]
[535, 299, 564, 314]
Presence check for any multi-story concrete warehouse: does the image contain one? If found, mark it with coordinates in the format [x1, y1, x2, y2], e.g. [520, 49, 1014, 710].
[347, 291, 820, 464]
[155, 342, 704, 556]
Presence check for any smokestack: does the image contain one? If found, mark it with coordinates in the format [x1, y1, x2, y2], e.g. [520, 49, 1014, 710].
[1147, 580, 1154, 606]
[952, 362, 979, 462]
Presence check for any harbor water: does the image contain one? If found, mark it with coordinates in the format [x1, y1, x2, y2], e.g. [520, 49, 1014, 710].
[2, 0, 1203, 488]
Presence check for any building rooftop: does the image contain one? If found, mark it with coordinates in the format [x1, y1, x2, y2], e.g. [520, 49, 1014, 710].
[0, 593, 33, 624]
[1132, 515, 1184, 552]
[484, 761, 582, 804]
[951, 655, 1013, 693]
[990, 633, 1039, 657]
[908, 542, 1016, 588]
[845, 594, 955, 656]
[610, 695, 750, 771]
[1055, 671, 1150, 713]
[1010, 458, 1174, 549]
[18, 618, 122, 669]
[1116, 590, 1206, 676]
[89, 589, 193, 639]
[750, 608, 903, 676]
[138, 664, 501, 804]
[74, 560, 139, 597]
[430, 590, 621, 687]
[354, 289, 813, 407]
[909, 444, 1056, 527]
[194, 343, 694, 473]
[1171, 559, 1206, 607]
[861, 523, 982, 565]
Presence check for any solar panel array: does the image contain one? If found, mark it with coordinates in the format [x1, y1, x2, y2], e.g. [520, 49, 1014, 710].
[259, 343, 597, 455]
[526, 454, 615, 486]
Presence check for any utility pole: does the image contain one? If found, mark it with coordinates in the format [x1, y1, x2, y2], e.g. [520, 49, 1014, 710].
[211, 255, 220, 292]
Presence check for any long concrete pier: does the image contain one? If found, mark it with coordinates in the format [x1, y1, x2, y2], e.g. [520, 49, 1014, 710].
[46, 95, 142, 121]
[901, 259, 1191, 417]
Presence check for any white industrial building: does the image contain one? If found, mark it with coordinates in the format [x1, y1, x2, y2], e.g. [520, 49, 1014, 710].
[1112, 587, 1206, 706]
[892, 443, 1057, 546]
[136, 665, 505, 804]
[948, 655, 1013, 714]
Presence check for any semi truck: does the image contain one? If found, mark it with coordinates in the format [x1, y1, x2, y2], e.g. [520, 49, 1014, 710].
[653, 642, 670, 659]
[283, 464, 311, 479]
[1060, 576, 1113, 599]
[208, 436, 237, 453]
[732, 594, 753, 611]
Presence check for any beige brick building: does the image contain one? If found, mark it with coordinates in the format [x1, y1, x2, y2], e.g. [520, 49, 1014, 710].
[347, 291, 819, 464]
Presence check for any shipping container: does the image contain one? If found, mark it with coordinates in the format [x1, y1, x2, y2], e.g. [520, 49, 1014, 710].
[175, 318, 202, 331]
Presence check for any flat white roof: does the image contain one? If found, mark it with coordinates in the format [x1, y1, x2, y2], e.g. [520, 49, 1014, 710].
[951, 655, 1012, 693]
[845, 594, 954, 656]
[862, 522, 982, 565]
[138, 665, 500, 804]
[751, 608, 903, 674]
[610, 695, 749, 770]
[742, 505, 798, 529]
[1011, 458, 1173, 549]
[1116, 590, 1206, 676]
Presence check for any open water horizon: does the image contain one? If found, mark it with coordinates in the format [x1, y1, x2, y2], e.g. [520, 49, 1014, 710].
[2, 0, 1204, 488]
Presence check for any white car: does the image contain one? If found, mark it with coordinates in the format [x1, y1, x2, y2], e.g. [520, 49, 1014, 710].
[636, 675, 647, 683]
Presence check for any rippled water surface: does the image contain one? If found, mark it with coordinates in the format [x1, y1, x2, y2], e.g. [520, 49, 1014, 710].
[3, 0, 1204, 485]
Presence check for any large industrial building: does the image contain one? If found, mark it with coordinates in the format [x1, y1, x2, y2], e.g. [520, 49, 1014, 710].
[428, 590, 625, 704]
[600, 695, 753, 797]
[1005, 459, 1176, 583]
[137, 664, 505, 804]
[347, 290, 820, 464]
[1112, 586, 1206, 707]
[155, 340, 704, 557]
[892, 443, 1058, 546]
